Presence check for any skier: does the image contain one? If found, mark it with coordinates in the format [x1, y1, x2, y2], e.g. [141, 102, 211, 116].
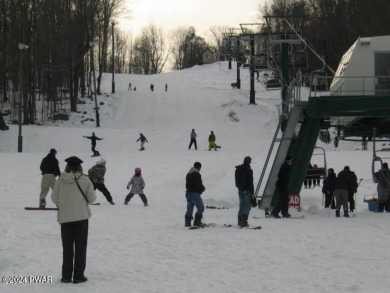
[165, 83, 168, 92]
[150, 84, 154, 92]
[136, 133, 148, 151]
[124, 167, 148, 206]
[83, 132, 102, 156]
[373, 162, 390, 212]
[271, 156, 292, 218]
[51, 156, 96, 283]
[39, 148, 61, 208]
[185, 162, 206, 227]
[235, 156, 255, 227]
[322, 168, 336, 208]
[128, 82, 132, 90]
[88, 158, 115, 205]
[188, 129, 197, 150]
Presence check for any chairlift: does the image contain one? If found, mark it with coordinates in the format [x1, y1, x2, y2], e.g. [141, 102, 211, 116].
[310, 56, 330, 92]
[304, 146, 328, 185]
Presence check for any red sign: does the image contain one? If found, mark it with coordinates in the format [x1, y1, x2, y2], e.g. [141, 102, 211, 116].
[288, 195, 301, 212]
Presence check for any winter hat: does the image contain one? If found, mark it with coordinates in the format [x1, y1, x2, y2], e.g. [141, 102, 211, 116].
[65, 156, 83, 167]
[344, 166, 350, 171]
[135, 167, 142, 174]
[243, 156, 252, 165]
[194, 162, 202, 169]
[97, 158, 106, 165]
[50, 148, 57, 155]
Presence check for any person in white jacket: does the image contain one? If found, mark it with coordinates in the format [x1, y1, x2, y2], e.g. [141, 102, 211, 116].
[51, 156, 96, 284]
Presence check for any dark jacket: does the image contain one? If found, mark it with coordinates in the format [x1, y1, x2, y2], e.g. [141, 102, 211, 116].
[235, 163, 254, 194]
[137, 134, 148, 143]
[186, 167, 205, 194]
[334, 170, 354, 191]
[40, 153, 61, 176]
[85, 134, 102, 146]
[322, 173, 336, 194]
[276, 162, 290, 188]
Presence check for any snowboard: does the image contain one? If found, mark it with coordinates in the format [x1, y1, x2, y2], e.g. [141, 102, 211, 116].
[25, 207, 58, 211]
[91, 154, 101, 157]
[254, 215, 305, 219]
[189, 223, 261, 230]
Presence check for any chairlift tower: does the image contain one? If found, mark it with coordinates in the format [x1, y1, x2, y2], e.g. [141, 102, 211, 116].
[264, 15, 305, 120]
[239, 23, 266, 104]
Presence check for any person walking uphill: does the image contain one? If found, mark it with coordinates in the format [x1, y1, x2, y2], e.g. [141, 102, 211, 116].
[88, 158, 115, 205]
[137, 133, 148, 151]
[39, 148, 61, 208]
[322, 168, 336, 209]
[51, 156, 96, 284]
[124, 167, 148, 206]
[185, 162, 206, 227]
[373, 162, 390, 212]
[271, 156, 292, 218]
[235, 156, 255, 227]
[83, 132, 102, 156]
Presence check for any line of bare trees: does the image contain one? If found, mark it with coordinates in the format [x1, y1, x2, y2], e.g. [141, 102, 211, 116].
[260, 0, 390, 72]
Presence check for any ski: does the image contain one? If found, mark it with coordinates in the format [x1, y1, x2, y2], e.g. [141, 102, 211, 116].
[25, 207, 58, 211]
[91, 203, 100, 205]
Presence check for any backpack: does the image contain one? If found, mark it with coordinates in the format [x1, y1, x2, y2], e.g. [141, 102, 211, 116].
[235, 165, 245, 188]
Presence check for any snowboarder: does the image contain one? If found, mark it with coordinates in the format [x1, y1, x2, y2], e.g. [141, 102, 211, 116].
[208, 130, 219, 151]
[136, 133, 148, 150]
[185, 162, 206, 227]
[128, 82, 132, 90]
[165, 83, 168, 92]
[39, 148, 61, 208]
[271, 156, 292, 218]
[150, 84, 154, 92]
[235, 156, 255, 227]
[124, 167, 148, 206]
[51, 156, 96, 283]
[188, 129, 197, 150]
[322, 168, 336, 208]
[83, 132, 102, 156]
[373, 162, 390, 212]
[88, 158, 115, 205]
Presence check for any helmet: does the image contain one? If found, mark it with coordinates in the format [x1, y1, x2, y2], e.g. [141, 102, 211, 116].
[135, 167, 142, 174]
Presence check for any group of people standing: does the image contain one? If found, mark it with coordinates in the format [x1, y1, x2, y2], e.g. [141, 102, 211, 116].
[188, 129, 220, 151]
[38, 149, 148, 284]
[322, 166, 359, 217]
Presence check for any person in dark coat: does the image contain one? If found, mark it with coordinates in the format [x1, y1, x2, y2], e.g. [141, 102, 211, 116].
[373, 162, 390, 212]
[334, 168, 355, 217]
[235, 156, 255, 227]
[322, 168, 336, 209]
[83, 132, 102, 156]
[343, 166, 358, 212]
[304, 163, 313, 188]
[39, 148, 61, 207]
[271, 156, 292, 218]
[136, 133, 148, 150]
[185, 162, 206, 227]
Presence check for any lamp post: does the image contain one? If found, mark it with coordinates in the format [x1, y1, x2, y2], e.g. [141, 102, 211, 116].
[111, 22, 115, 94]
[18, 43, 29, 152]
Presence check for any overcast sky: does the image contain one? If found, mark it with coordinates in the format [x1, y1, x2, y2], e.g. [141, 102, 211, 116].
[118, 0, 267, 37]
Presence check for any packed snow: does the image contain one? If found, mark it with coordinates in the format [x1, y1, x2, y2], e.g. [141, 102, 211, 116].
[1, 62, 390, 293]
